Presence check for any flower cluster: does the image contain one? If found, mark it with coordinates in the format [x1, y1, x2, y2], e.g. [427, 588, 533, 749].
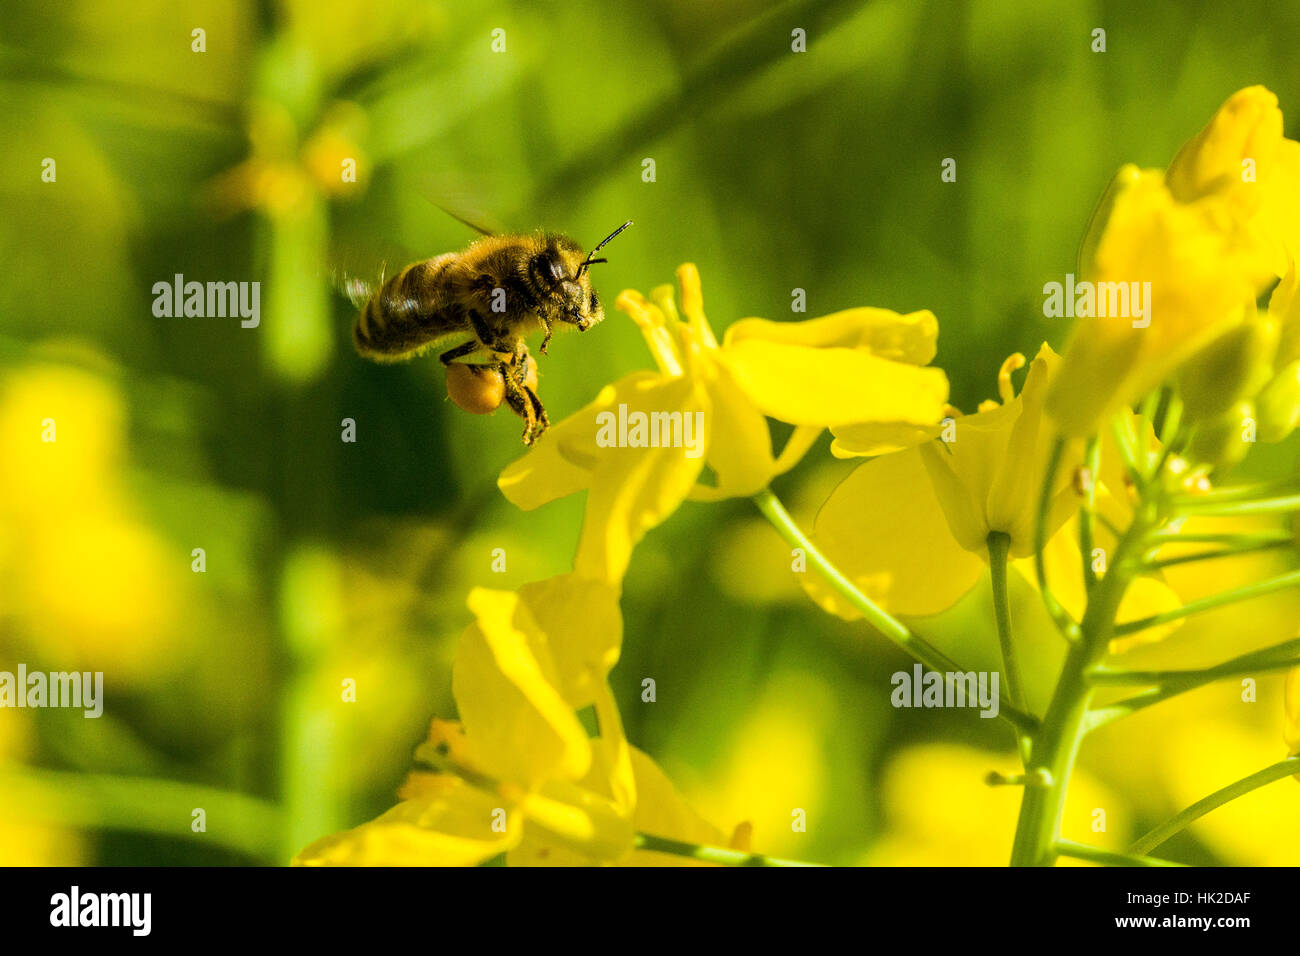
[299, 87, 1300, 867]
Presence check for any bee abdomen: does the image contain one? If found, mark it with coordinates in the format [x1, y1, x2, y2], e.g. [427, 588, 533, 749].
[353, 255, 463, 361]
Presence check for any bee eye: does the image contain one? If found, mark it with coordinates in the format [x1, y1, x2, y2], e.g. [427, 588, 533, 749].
[533, 254, 564, 286]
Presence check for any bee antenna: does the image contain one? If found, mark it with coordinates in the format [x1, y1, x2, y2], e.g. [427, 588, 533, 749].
[578, 220, 632, 276]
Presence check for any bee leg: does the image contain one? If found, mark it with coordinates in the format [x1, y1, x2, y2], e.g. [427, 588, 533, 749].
[499, 360, 546, 445]
[467, 310, 513, 358]
[538, 315, 554, 354]
[509, 340, 531, 376]
[438, 340, 481, 366]
[507, 346, 548, 431]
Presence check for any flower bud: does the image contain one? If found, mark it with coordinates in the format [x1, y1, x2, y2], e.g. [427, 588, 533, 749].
[1186, 400, 1255, 470]
[1255, 360, 1300, 442]
[1076, 164, 1143, 280]
[1177, 312, 1278, 422]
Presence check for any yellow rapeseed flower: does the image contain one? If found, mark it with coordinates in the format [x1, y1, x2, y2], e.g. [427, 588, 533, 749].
[1046, 86, 1300, 438]
[806, 345, 1180, 637]
[293, 574, 739, 865]
[807, 345, 1076, 616]
[498, 264, 949, 584]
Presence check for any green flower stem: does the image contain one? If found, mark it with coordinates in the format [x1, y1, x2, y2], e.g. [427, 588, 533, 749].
[1145, 529, 1295, 545]
[751, 487, 1037, 734]
[1085, 637, 1300, 730]
[1089, 638, 1300, 686]
[1110, 415, 1145, 489]
[633, 832, 822, 867]
[1112, 567, 1300, 638]
[1033, 438, 1079, 640]
[1158, 391, 1184, 449]
[1054, 839, 1185, 867]
[1171, 478, 1300, 503]
[1138, 539, 1289, 571]
[1080, 437, 1101, 591]
[1010, 492, 1153, 866]
[0, 766, 284, 862]
[1174, 494, 1300, 516]
[987, 532, 1024, 712]
[1128, 757, 1300, 856]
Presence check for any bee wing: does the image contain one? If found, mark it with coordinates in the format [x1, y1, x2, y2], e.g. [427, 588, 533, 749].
[413, 177, 513, 237]
[333, 270, 377, 309]
[325, 179, 512, 309]
[326, 228, 423, 308]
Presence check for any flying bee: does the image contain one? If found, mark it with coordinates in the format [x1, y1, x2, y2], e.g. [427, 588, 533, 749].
[349, 220, 633, 445]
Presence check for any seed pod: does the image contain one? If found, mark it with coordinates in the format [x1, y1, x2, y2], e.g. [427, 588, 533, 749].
[446, 364, 506, 414]
[1255, 360, 1300, 443]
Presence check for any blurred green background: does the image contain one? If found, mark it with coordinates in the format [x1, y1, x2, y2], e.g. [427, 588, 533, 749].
[2, 0, 1299, 866]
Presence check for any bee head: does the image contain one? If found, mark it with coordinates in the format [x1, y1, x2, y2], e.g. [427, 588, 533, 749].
[530, 221, 632, 332]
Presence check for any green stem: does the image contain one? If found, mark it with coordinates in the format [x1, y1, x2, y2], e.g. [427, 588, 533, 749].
[1033, 437, 1079, 640]
[1089, 641, 1300, 686]
[1110, 415, 1144, 490]
[1112, 568, 1300, 637]
[1085, 637, 1300, 730]
[1138, 539, 1289, 570]
[1080, 437, 1101, 591]
[633, 832, 822, 867]
[1010, 493, 1152, 866]
[1145, 530, 1294, 545]
[987, 532, 1024, 712]
[1170, 478, 1300, 503]
[1128, 757, 1300, 856]
[752, 487, 1036, 733]
[1054, 839, 1185, 867]
[0, 767, 284, 862]
[1174, 494, 1300, 516]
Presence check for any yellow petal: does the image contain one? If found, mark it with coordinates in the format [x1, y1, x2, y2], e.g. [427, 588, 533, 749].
[453, 588, 592, 786]
[919, 440, 993, 555]
[573, 375, 708, 583]
[829, 421, 943, 458]
[807, 447, 983, 617]
[720, 339, 949, 428]
[689, 362, 774, 501]
[723, 307, 940, 365]
[1168, 86, 1283, 207]
[496, 380, 619, 511]
[292, 779, 520, 866]
[515, 574, 623, 710]
[772, 424, 825, 475]
[1167, 86, 1300, 275]
[1108, 577, 1186, 654]
[986, 346, 1077, 556]
[515, 780, 635, 862]
[625, 747, 729, 866]
[1046, 169, 1267, 437]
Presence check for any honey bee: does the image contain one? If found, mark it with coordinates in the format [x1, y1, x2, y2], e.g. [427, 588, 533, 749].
[351, 220, 633, 445]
